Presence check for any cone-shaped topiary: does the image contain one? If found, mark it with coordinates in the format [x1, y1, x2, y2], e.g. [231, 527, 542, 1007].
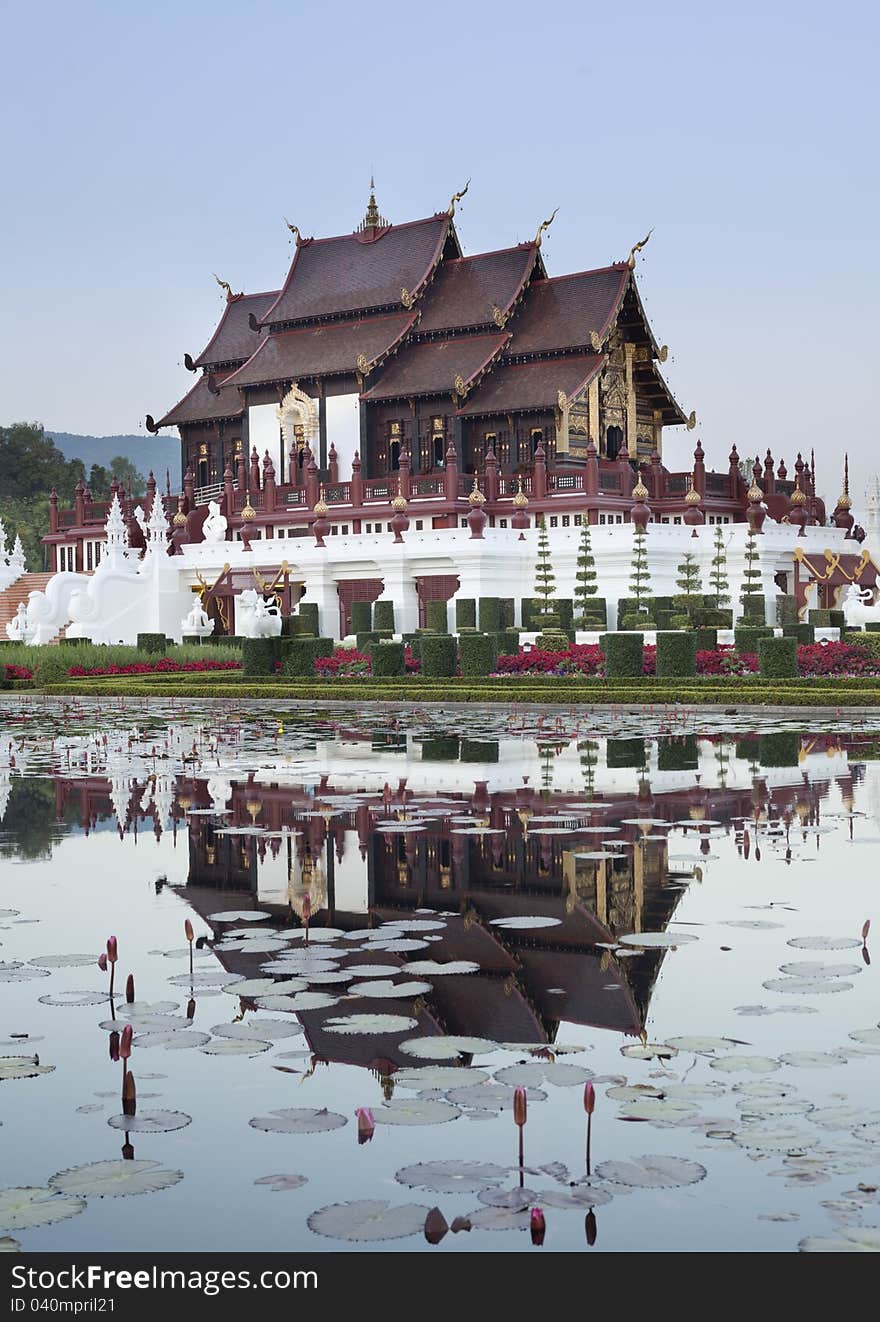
[709, 525, 730, 609]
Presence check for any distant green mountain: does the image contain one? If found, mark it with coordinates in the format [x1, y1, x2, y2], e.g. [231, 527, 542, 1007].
[48, 432, 181, 487]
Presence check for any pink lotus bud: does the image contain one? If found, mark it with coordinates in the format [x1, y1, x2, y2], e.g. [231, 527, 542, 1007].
[863, 919, 871, 942]
[98, 953, 108, 972]
[106, 936, 118, 964]
[302, 894, 311, 924]
[424, 1207, 448, 1245]
[186, 998, 196, 1021]
[530, 1207, 546, 1245]
[583, 1081, 596, 1115]
[184, 919, 194, 943]
[108, 1031, 120, 1062]
[125, 974, 135, 1004]
[356, 1107, 374, 1144]
[585, 1210, 597, 1246]
[119, 1024, 133, 1060]
[121, 1142, 134, 1161]
[513, 1086, 527, 1128]
[122, 1070, 136, 1116]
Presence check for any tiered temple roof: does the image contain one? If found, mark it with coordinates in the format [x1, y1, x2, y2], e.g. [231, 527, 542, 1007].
[361, 331, 509, 401]
[223, 311, 417, 389]
[456, 354, 604, 417]
[155, 372, 243, 428]
[414, 244, 538, 335]
[192, 290, 277, 370]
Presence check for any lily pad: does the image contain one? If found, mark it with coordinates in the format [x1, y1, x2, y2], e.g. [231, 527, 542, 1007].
[394, 1067, 489, 1089]
[710, 1055, 780, 1074]
[210, 1020, 304, 1041]
[395, 1161, 507, 1194]
[208, 910, 272, 922]
[618, 932, 698, 948]
[538, 1186, 614, 1208]
[667, 1036, 743, 1053]
[778, 1051, 846, 1069]
[494, 1062, 594, 1087]
[786, 936, 861, 951]
[465, 1206, 531, 1231]
[445, 1082, 547, 1110]
[28, 954, 104, 968]
[249, 1108, 347, 1134]
[595, 1155, 707, 1188]
[107, 1110, 192, 1133]
[49, 1160, 183, 1198]
[799, 1227, 880, 1252]
[0, 1056, 55, 1081]
[348, 979, 433, 1000]
[399, 961, 480, 976]
[324, 1014, 418, 1035]
[38, 990, 108, 1007]
[372, 1099, 462, 1126]
[254, 993, 340, 1013]
[308, 1199, 430, 1242]
[0, 1188, 86, 1232]
[621, 1043, 679, 1061]
[200, 1039, 270, 1055]
[489, 917, 562, 930]
[763, 978, 853, 995]
[400, 1036, 499, 1060]
[254, 1174, 308, 1192]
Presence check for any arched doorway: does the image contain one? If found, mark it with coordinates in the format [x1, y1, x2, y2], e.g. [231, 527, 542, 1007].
[277, 384, 319, 483]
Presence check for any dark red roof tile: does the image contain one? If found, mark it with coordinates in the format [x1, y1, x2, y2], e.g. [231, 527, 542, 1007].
[361, 332, 508, 401]
[223, 312, 415, 388]
[263, 216, 450, 325]
[456, 355, 603, 416]
[504, 266, 628, 355]
[193, 292, 278, 368]
[416, 245, 536, 333]
[156, 373, 243, 428]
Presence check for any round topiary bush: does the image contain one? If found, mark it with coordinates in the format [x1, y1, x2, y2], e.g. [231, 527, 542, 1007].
[459, 633, 497, 677]
[421, 633, 456, 676]
[656, 631, 697, 678]
[601, 632, 643, 679]
[758, 635, 797, 678]
[370, 641, 405, 677]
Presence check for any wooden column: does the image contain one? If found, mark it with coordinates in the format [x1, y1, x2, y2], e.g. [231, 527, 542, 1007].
[589, 378, 600, 450]
[652, 408, 663, 459]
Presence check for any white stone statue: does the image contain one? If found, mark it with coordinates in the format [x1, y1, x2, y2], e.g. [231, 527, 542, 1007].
[236, 588, 281, 638]
[181, 598, 215, 639]
[202, 501, 228, 545]
[842, 582, 880, 629]
[5, 601, 33, 642]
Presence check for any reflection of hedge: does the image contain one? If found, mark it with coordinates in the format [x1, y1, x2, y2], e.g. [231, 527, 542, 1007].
[280, 637, 333, 676]
[350, 601, 372, 633]
[601, 632, 643, 678]
[420, 633, 456, 676]
[606, 737, 645, 768]
[460, 739, 499, 763]
[758, 635, 797, 678]
[421, 736, 460, 760]
[759, 731, 800, 767]
[455, 598, 476, 630]
[369, 641, 405, 676]
[735, 736, 760, 763]
[459, 633, 497, 677]
[656, 632, 697, 678]
[426, 599, 449, 633]
[242, 638, 278, 675]
[372, 599, 395, 632]
[658, 735, 698, 771]
[137, 633, 166, 654]
[783, 623, 815, 644]
[297, 602, 319, 636]
[478, 597, 503, 633]
[734, 625, 772, 651]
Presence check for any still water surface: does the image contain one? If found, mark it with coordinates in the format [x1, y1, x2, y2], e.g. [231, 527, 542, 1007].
[1, 699, 879, 1253]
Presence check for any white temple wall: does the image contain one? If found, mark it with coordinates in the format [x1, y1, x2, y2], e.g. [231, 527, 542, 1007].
[324, 393, 360, 476]
[248, 403, 282, 476]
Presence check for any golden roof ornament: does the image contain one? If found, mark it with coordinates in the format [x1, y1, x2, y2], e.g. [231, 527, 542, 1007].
[447, 179, 470, 217]
[391, 481, 408, 513]
[589, 330, 603, 352]
[467, 475, 486, 506]
[512, 476, 529, 507]
[173, 496, 187, 527]
[212, 273, 238, 303]
[284, 218, 302, 243]
[492, 304, 509, 328]
[790, 474, 807, 506]
[313, 495, 329, 516]
[684, 475, 702, 505]
[534, 207, 559, 247]
[837, 453, 852, 509]
[747, 480, 764, 503]
[356, 352, 370, 375]
[632, 478, 649, 500]
[454, 373, 467, 398]
[557, 390, 568, 411]
[401, 288, 416, 309]
[626, 229, 653, 269]
[240, 496, 256, 521]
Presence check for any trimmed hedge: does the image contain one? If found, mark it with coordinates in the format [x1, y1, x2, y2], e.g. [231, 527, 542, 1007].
[373, 599, 395, 632]
[494, 628, 521, 656]
[280, 637, 333, 676]
[350, 601, 372, 633]
[734, 625, 773, 651]
[693, 607, 733, 628]
[420, 633, 456, 676]
[356, 631, 380, 651]
[402, 632, 421, 658]
[426, 599, 449, 633]
[280, 615, 302, 638]
[242, 638, 278, 676]
[740, 595, 766, 622]
[621, 612, 656, 631]
[809, 608, 845, 629]
[777, 594, 798, 625]
[695, 627, 718, 651]
[297, 602, 319, 636]
[522, 597, 574, 633]
[137, 633, 166, 654]
[783, 623, 815, 644]
[758, 635, 797, 678]
[658, 735, 698, 771]
[759, 731, 800, 767]
[500, 598, 515, 629]
[455, 598, 476, 630]
[459, 633, 498, 677]
[606, 737, 646, 769]
[369, 641, 405, 677]
[656, 632, 697, 678]
[601, 632, 644, 678]
[478, 597, 504, 633]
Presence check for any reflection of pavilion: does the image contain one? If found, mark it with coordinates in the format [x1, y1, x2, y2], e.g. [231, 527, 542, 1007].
[44, 733, 867, 1073]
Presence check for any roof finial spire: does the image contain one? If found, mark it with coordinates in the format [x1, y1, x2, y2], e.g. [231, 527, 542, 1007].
[359, 175, 388, 232]
[534, 207, 559, 247]
[627, 229, 653, 269]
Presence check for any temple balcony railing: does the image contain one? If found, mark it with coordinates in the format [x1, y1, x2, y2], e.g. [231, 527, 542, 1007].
[194, 482, 230, 506]
[548, 471, 584, 493]
[598, 471, 622, 492]
[498, 474, 532, 495]
[323, 483, 352, 504]
[233, 489, 263, 510]
[411, 477, 446, 497]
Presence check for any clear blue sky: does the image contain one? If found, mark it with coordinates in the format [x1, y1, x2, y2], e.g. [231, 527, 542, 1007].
[1, 0, 876, 509]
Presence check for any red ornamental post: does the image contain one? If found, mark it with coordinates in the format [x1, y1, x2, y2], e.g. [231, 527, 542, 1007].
[532, 441, 547, 500]
[630, 477, 651, 531]
[398, 445, 412, 501]
[350, 451, 364, 506]
[484, 443, 499, 503]
[305, 446, 319, 509]
[466, 478, 487, 538]
[328, 442, 339, 485]
[223, 465, 235, 520]
[249, 446, 261, 492]
[585, 438, 599, 498]
[444, 438, 458, 504]
[390, 489, 409, 543]
[263, 453, 276, 513]
[312, 495, 330, 547]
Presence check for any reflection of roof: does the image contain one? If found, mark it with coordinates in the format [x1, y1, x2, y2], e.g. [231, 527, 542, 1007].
[457, 354, 604, 417]
[156, 373, 243, 427]
[263, 216, 451, 325]
[416, 246, 537, 333]
[223, 312, 416, 387]
[193, 292, 278, 368]
[362, 332, 508, 401]
[516, 949, 642, 1035]
[503, 266, 629, 355]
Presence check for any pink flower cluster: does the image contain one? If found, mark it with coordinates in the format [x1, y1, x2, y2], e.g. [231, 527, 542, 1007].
[493, 640, 880, 679]
[67, 658, 242, 677]
[4, 663, 33, 681]
[314, 647, 422, 677]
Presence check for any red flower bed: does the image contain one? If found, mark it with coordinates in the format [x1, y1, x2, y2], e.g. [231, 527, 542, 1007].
[314, 647, 421, 677]
[796, 642, 880, 676]
[493, 639, 878, 679]
[67, 658, 242, 677]
[4, 664, 33, 681]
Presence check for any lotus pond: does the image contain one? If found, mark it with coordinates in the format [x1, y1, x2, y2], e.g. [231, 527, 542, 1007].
[1, 697, 879, 1254]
